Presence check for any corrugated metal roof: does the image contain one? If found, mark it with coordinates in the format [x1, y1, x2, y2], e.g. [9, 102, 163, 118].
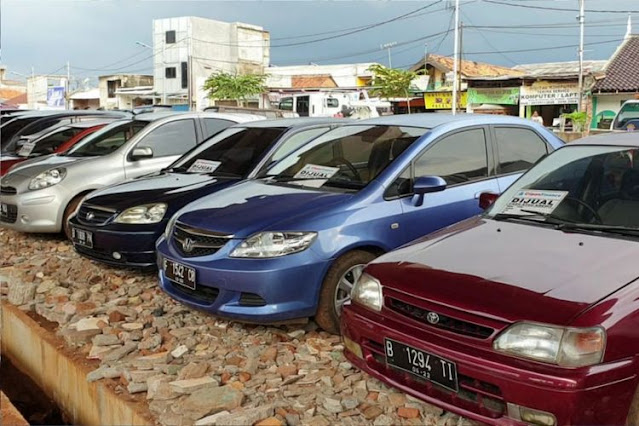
[513, 60, 608, 78]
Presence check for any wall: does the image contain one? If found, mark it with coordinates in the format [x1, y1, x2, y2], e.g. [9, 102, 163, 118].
[99, 75, 153, 109]
[27, 76, 68, 109]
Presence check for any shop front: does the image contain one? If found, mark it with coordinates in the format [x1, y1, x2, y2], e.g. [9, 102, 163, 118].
[519, 80, 580, 127]
[466, 87, 519, 115]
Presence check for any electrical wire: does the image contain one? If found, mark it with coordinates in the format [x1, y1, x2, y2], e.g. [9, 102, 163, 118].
[482, 0, 639, 14]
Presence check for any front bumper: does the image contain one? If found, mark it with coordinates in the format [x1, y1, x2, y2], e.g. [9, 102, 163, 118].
[0, 185, 68, 233]
[341, 304, 637, 425]
[156, 236, 332, 323]
[69, 216, 159, 268]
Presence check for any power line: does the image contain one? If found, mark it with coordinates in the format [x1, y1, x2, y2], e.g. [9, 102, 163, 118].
[444, 37, 624, 56]
[461, 10, 517, 65]
[482, 0, 639, 14]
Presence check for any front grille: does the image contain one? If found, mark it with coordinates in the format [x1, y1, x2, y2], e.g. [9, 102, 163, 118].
[239, 292, 266, 306]
[168, 280, 219, 304]
[0, 204, 17, 223]
[389, 299, 494, 339]
[172, 222, 231, 257]
[75, 245, 154, 266]
[364, 337, 505, 418]
[0, 186, 17, 195]
[77, 204, 117, 225]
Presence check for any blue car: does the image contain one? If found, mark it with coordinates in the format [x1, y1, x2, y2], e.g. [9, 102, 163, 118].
[156, 114, 564, 333]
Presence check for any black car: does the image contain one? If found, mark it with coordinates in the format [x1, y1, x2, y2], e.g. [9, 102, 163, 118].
[69, 118, 343, 269]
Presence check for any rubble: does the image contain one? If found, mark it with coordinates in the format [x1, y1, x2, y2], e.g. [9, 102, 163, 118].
[0, 229, 474, 426]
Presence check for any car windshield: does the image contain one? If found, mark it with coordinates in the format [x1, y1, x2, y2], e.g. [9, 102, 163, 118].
[613, 103, 639, 130]
[65, 120, 147, 157]
[15, 126, 86, 157]
[487, 145, 639, 232]
[170, 127, 286, 177]
[258, 125, 428, 191]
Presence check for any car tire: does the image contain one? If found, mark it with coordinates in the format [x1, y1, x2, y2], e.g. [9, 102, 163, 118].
[62, 194, 85, 240]
[626, 385, 639, 425]
[315, 250, 377, 334]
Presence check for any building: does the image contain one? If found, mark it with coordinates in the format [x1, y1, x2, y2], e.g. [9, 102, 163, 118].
[409, 54, 520, 113]
[98, 74, 154, 110]
[70, 88, 100, 110]
[0, 66, 27, 106]
[264, 63, 377, 108]
[26, 75, 69, 110]
[152, 16, 270, 110]
[591, 34, 639, 129]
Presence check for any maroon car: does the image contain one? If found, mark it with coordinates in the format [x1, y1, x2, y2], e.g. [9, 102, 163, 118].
[341, 133, 639, 425]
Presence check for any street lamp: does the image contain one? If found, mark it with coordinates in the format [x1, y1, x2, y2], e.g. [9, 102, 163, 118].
[380, 41, 397, 68]
[135, 40, 165, 104]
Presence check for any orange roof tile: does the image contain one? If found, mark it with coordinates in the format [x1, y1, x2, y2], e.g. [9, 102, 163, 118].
[291, 75, 337, 89]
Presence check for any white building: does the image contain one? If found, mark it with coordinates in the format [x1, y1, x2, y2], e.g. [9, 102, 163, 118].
[152, 16, 270, 110]
[26, 75, 69, 110]
[98, 74, 154, 110]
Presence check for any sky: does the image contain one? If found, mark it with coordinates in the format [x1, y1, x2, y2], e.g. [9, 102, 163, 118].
[1, 0, 637, 84]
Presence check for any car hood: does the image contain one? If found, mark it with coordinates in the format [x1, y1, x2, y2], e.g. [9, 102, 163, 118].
[85, 171, 241, 212]
[3, 154, 88, 179]
[369, 217, 639, 326]
[176, 180, 353, 238]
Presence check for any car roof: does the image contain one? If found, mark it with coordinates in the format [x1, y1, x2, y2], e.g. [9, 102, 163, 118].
[7, 110, 129, 119]
[132, 111, 265, 124]
[569, 132, 639, 147]
[67, 119, 117, 128]
[237, 117, 344, 129]
[352, 113, 543, 129]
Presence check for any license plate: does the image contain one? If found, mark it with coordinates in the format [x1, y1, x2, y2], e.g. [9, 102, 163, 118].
[385, 338, 458, 392]
[163, 258, 196, 290]
[71, 226, 93, 248]
[0, 203, 7, 217]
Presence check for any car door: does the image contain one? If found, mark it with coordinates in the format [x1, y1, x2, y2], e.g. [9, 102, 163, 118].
[392, 126, 500, 244]
[124, 118, 198, 179]
[491, 125, 552, 192]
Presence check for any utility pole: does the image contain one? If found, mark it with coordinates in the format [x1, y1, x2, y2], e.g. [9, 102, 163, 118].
[458, 22, 464, 111]
[424, 43, 428, 72]
[380, 42, 397, 68]
[578, 0, 585, 112]
[66, 61, 71, 110]
[452, 0, 460, 115]
[187, 35, 193, 111]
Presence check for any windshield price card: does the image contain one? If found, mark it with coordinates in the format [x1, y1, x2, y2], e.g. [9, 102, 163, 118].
[292, 164, 339, 187]
[502, 190, 568, 215]
[18, 141, 36, 157]
[188, 159, 221, 174]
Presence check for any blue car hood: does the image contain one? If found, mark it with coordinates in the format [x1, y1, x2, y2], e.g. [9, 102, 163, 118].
[176, 180, 353, 237]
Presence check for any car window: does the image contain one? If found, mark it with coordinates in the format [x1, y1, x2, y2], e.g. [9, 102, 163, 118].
[137, 119, 197, 157]
[175, 127, 286, 176]
[66, 121, 146, 157]
[203, 118, 235, 139]
[269, 127, 331, 164]
[414, 128, 489, 185]
[24, 127, 85, 157]
[495, 127, 548, 174]
[279, 98, 293, 111]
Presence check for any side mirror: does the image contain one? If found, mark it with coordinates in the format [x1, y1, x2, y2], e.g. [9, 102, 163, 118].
[479, 192, 499, 210]
[413, 176, 446, 207]
[130, 146, 153, 161]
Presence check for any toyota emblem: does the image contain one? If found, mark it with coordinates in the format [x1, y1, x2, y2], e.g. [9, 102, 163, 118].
[182, 238, 194, 253]
[426, 311, 440, 325]
[86, 212, 95, 221]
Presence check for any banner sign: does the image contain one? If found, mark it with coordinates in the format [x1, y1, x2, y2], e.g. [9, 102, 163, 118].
[47, 86, 66, 108]
[424, 91, 468, 109]
[468, 87, 520, 105]
[520, 81, 579, 106]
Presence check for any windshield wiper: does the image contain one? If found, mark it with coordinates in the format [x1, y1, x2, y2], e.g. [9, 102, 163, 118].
[556, 222, 639, 237]
[491, 210, 572, 227]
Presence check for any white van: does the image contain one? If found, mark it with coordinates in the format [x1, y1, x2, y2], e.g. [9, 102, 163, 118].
[277, 92, 390, 119]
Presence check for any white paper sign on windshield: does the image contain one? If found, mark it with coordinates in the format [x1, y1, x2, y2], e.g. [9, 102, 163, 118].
[502, 190, 569, 215]
[187, 159, 222, 174]
[18, 141, 36, 157]
[293, 164, 339, 180]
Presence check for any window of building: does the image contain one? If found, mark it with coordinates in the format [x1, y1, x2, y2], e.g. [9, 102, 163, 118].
[107, 80, 120, 98]
[181, 62, 188, 89]
[165, 30, 176, 44]
[165, 67, 177, 79]
[494, 127, 549, 175]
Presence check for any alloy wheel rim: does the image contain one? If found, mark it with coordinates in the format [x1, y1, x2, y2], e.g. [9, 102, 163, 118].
[334, 264, 364, 317]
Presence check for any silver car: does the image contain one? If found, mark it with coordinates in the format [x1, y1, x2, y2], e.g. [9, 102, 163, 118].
[0, 111, 264, 235]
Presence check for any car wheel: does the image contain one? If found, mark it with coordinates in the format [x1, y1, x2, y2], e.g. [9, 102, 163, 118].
[316, 250, 377, 334]
[626, 385, 639, 425]
[62, 194, 85, 239]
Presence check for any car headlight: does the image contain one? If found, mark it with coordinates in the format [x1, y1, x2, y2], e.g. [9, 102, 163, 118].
[229, 231, 317, 258]
[114, 203, 167, 224]
[164, 213, 179, 238]
[494, 322, 605, 367]
[28, 168, 66, 190]
[351, 272, 382, 312]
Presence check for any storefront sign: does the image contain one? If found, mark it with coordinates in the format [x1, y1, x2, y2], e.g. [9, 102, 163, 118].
[468, 87, 520, 105]
[424, 91, 468, 109]
[520, 82, 579, 106]
[47, 86, 66, 108]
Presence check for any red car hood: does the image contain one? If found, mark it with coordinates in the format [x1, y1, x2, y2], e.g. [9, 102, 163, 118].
[0, 156, 25, 176]
[367, 217, 639, 326]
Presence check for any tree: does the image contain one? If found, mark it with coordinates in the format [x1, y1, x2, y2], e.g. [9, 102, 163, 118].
[367, 64, 419, 114]
[203, 72, 267, 107]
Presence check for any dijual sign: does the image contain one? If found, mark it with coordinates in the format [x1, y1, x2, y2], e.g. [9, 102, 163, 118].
[520, 81, 580, 106]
